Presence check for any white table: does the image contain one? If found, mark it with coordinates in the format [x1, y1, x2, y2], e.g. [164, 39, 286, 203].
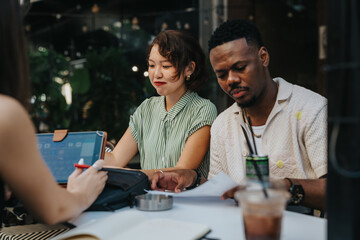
[71, 197, 326, 240]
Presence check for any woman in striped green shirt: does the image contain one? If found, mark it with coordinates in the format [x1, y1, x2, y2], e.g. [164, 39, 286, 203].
[105, 30, 217, 179]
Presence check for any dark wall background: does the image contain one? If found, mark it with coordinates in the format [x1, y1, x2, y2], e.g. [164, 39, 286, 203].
[326, 0, 360, 239]
[228, 0, 319, 93]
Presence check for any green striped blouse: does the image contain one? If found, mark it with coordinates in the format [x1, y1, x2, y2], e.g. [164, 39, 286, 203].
[129, 90, 217, 177]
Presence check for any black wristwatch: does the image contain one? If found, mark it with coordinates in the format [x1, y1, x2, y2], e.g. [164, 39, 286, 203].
[186, 169, 202, 190]
[285, 178, 305, 205]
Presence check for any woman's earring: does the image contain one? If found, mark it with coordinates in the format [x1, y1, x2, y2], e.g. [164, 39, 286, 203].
[186, 75, 191, 81]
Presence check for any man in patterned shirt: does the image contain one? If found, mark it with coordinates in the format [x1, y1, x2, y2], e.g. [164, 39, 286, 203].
[152, 19, 327, 212]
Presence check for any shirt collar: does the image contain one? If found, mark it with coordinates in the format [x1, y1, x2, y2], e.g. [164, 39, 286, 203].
[231, 77, 293, 118]
[160, 90, 195, 121]
[273, 77, 293, 104]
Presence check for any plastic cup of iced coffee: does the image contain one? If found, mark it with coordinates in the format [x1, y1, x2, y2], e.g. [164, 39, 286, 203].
[235, 181, 290, 240]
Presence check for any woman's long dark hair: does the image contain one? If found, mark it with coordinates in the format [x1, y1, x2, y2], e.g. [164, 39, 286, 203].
[0, 0, 30, 110]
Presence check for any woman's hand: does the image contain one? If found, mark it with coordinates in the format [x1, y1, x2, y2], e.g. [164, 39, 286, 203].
[67, 160, 108, 208]
[151, 169, 197, 193]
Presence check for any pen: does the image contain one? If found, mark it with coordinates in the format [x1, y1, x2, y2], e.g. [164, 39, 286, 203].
[74, 163, 91, 169]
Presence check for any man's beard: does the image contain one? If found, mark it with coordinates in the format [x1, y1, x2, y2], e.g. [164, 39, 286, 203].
[236, 95, 257, 108]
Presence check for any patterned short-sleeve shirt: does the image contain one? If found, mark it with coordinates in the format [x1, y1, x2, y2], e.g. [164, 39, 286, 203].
[209, 77, 327, 184]
[129, 90, 217, 177]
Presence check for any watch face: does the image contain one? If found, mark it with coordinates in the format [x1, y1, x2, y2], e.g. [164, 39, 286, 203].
[290, 185, 305, 205]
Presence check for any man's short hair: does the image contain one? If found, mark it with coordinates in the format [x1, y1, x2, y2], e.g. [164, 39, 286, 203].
[208, 19, 264, 52]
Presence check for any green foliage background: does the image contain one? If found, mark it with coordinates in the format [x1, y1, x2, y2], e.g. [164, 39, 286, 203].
[29, 47, 143, 141]
[29, 47, 70, 130]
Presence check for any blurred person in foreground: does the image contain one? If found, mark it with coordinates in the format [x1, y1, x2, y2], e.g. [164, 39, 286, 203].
[0, 0, 107, 225]
[151, 19, 327, 212]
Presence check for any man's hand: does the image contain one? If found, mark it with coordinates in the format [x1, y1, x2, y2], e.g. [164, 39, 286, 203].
[151, 169, 197, 193]
[221, 186, 241, 200]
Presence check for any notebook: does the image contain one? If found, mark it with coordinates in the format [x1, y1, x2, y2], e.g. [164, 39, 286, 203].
[50, 211, 211, 240]
[37, 130, 107, 184]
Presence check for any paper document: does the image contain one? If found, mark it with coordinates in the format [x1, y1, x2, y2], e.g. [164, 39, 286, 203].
[148, 171, 238, 197]
[50, 211, 210, 240]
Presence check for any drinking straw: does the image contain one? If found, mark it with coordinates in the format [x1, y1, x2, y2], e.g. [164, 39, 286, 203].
[242, 117, 268, 198]
[247, 118, 258, 155]
[241, 126, 254, 155]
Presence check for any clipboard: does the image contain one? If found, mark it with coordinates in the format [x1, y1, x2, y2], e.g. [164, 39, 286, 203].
[36, 130, 107, 184]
